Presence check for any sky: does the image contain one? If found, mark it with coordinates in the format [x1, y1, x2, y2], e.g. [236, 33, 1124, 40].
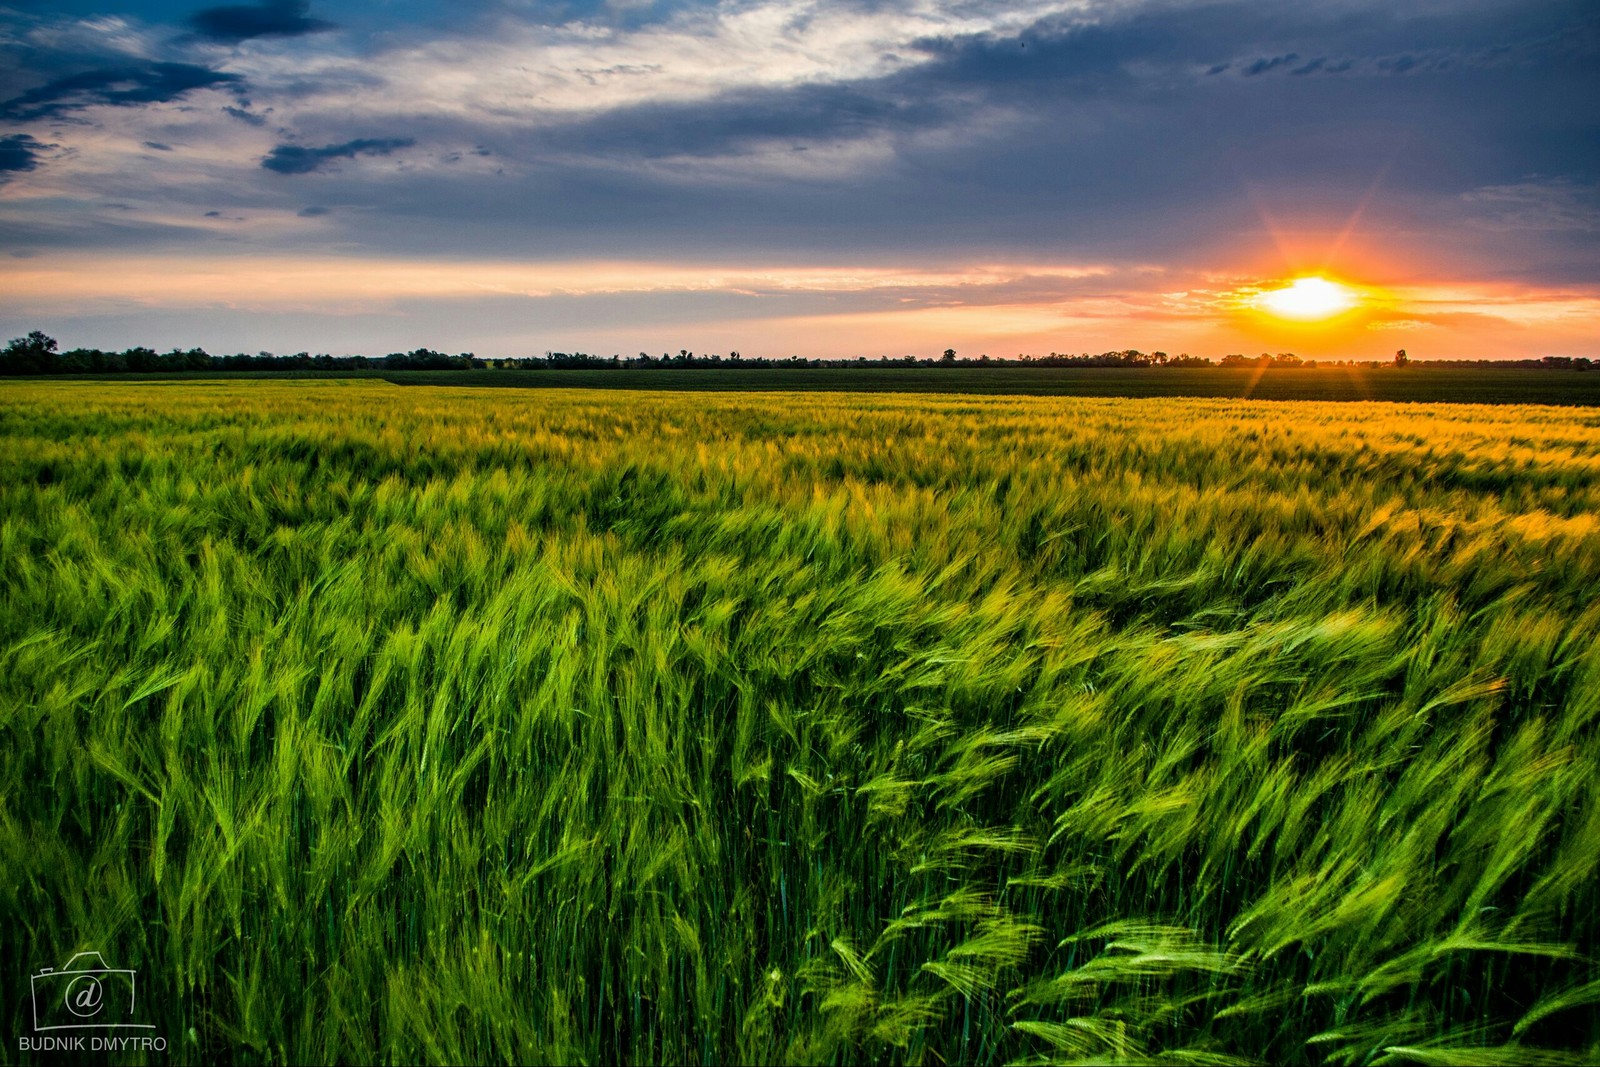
[0, 0, 1596, 360]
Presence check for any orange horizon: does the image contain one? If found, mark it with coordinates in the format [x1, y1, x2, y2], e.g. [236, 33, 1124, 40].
[3, 252, 1595, 362]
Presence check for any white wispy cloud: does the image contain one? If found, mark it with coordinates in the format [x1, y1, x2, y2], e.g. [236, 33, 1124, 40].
[21, 14, 160, 59]
[225, 0, 1094, 122]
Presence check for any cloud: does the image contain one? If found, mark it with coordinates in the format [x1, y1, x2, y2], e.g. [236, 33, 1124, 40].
[14, 14, 159, 64]
[0, 134, 52, 175]
[224, 0, 1080, 127]
[527, 79, 949, 161]
[223, 104, 269, 126]
[188, 1, 334, 44]
[1243, 53, 1299, 76]
[0, 0, 1595, 300]
[143, 140, 174, 151]
[0, 253, 1117, 310]
[0, 62, 243, 121]
[1461, 179, 1600, 232]
[261, 137, 415, 174]
[297, 204, 329, 216]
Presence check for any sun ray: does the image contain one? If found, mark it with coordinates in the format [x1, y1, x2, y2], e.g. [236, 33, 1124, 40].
[1322, 143, 1407, 269]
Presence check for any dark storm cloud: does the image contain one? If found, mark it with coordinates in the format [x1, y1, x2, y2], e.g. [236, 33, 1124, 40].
[0, 134, 51, 174]
[0, 62, 242, 121]
[188, 0, 333, 43]
[261, 137, 414, 174]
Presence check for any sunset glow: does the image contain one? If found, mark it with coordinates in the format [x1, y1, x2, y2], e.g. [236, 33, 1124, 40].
[2, 253, 1597, 361]
[1254, 278, 1358, 322]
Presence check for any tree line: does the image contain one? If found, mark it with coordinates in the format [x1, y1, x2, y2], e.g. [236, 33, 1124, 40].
[0, 332, 486, 375]
[2, 331, 1592, 376]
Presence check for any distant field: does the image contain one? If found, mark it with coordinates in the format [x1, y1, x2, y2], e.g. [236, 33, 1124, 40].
[3, 380, 1598, 1065]
[26, 366, 1600, 405]
[387, 366, 1600, 405]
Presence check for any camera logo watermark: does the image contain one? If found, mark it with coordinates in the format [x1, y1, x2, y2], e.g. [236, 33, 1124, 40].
[19, 952, 166, 1054]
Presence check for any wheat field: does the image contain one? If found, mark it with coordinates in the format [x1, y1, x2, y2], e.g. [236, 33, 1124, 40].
[2, 380, 1598, 1064]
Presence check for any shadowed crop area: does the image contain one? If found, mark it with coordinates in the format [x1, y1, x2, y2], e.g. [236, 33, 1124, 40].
[2, 381, 1599, 1065]
[390, 367, 1600, 406]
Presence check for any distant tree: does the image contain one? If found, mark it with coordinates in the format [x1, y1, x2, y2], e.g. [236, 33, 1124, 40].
[57, 348, 94, 373]
[1394, 349, 1409, 367]
[1, 330, 58, 375]
[123, 346, 159, 372]
[941, 348, 957, 363]
[163, 347, 212, 371]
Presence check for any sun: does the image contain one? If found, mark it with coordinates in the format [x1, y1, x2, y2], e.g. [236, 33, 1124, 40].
[1254, 276, 1357, 321]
